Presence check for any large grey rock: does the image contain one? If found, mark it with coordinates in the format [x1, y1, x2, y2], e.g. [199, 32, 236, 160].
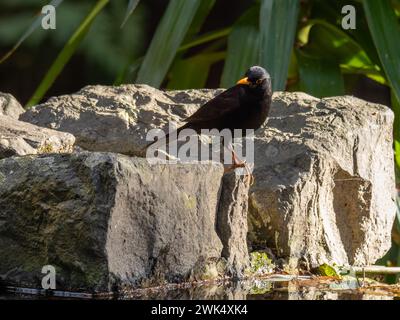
[248, 92, 396, 269]
[0, 115, 75, 159]
[217, 172, 250, 278]
[0, 93, 25, 119]
[20, 85, 222, 156]
[20, 85, 396, 268]
[0, 152, 249, 292]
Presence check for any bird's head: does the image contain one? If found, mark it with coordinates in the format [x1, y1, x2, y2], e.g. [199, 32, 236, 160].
[237, 66, 271, 94]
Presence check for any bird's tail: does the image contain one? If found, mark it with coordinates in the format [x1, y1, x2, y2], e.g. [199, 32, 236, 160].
[140, 124, 190, 156]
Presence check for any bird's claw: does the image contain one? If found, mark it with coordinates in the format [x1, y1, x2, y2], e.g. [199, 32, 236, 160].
[223, 162, 255, 186]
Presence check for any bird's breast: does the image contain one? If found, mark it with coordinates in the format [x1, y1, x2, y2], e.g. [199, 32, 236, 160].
[236, 98, 270, 129]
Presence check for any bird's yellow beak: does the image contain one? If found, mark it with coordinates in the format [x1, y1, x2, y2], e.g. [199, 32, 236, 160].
[237, 77, 250, 85]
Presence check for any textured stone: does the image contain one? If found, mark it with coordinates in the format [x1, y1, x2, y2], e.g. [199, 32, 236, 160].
[20, 85, 396, 268]
[0, 115, 75, 159]
[0, 152, 250, 292]
[217, 172, 250, 278]
[248, 93, 396, 268]
[20, 85, 223, 156]
[0, 93, 25, 119]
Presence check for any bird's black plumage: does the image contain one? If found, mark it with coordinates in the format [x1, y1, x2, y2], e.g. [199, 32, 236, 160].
[181, 66, 272, 136]
[146, 66, 272, 149]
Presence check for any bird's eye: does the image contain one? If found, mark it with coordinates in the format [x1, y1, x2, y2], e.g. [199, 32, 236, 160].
[256, 79, 264, 85]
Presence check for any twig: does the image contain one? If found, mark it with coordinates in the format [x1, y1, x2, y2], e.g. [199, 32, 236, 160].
[352, 266, 400, 275]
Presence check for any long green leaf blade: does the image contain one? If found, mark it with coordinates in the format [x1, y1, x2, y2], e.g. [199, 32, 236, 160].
[396, 192, 400, 232]
[136, 0, 201, 87]
[177, 27, 230, 52]
[297, 50, 345, 98]
[167, 52, 225, 89]
[165, 0, 217, 89]
[0, 0, 63, 64]
[393, 93, 400, 180]
[364, 0, 400, 102]
[393, 92, 400, 138]
[26, 0, 109, 108]
[259, 0, 273, 64]
[121, 0, 140, 28]
[221, 6, 260, 87]
[259, 0, 300, 91]
[114, 27, 230, 86]
[300, 19, 385, 84]
[185, 0, 216, 40]
[302, 20, 374, 69]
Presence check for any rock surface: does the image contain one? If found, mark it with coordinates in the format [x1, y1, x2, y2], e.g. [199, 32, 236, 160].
[20, 85, 223, 156]
[0, 93, 25, 119]
[217, 172, 250, 278]
[249, 92, 396, 268]
[0, 115, 75, 159]
[0, 152, 249, 292]
[19, 85, 397, 268]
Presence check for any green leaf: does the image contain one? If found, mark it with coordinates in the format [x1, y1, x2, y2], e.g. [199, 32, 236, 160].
[303, 20, 374, 69]
[1, 0, 47, 6]
[364, 0, 400, 103]
[318, 263, 340, 277]
[0, 0, 64, 64]
[115, 27, 230, 86]
[393, 92, 400, 139]
[395, 139, 400, 173]
[26, 0, 109, 108]
[220, 6, 260, 88]
[167, 52, 225, 90]
[179, 27, 230, 52]
[300, 19, 385, 85]
[165, 0, 217, 90]
[185, 0, 216, 40]
[396, 192, 400, 233]
[114, 57, 143, 86]
[346, 6, 382, 69]
[393, 93, 400, 174]
[249, 251, 274, 274]
[340, 65, 387, 85]
[259, 0, 300, 91]
[306, 1, 383, 70]
[365, 0, 400, 191]
[297, 50, 345, 98]
[136, 0, 202, 87]
[121, 0, 140, 28]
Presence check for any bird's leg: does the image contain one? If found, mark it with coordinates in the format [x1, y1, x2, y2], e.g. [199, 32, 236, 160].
[234, 150, 254, 186]
[223, 147, 255, 186]
[223, 145, 243, 172]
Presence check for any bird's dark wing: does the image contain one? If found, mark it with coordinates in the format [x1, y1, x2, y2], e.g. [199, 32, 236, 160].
[184, 85, 242, 123]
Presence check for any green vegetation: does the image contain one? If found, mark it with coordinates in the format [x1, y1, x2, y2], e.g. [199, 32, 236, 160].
[38, 143, 54, 153]
[249, 251, 274, 275]
[27, 0, 110, 107]
[317, 263, 341, 278]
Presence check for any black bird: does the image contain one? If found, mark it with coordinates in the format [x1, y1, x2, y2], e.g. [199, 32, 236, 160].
[146, 66, 272, 173]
